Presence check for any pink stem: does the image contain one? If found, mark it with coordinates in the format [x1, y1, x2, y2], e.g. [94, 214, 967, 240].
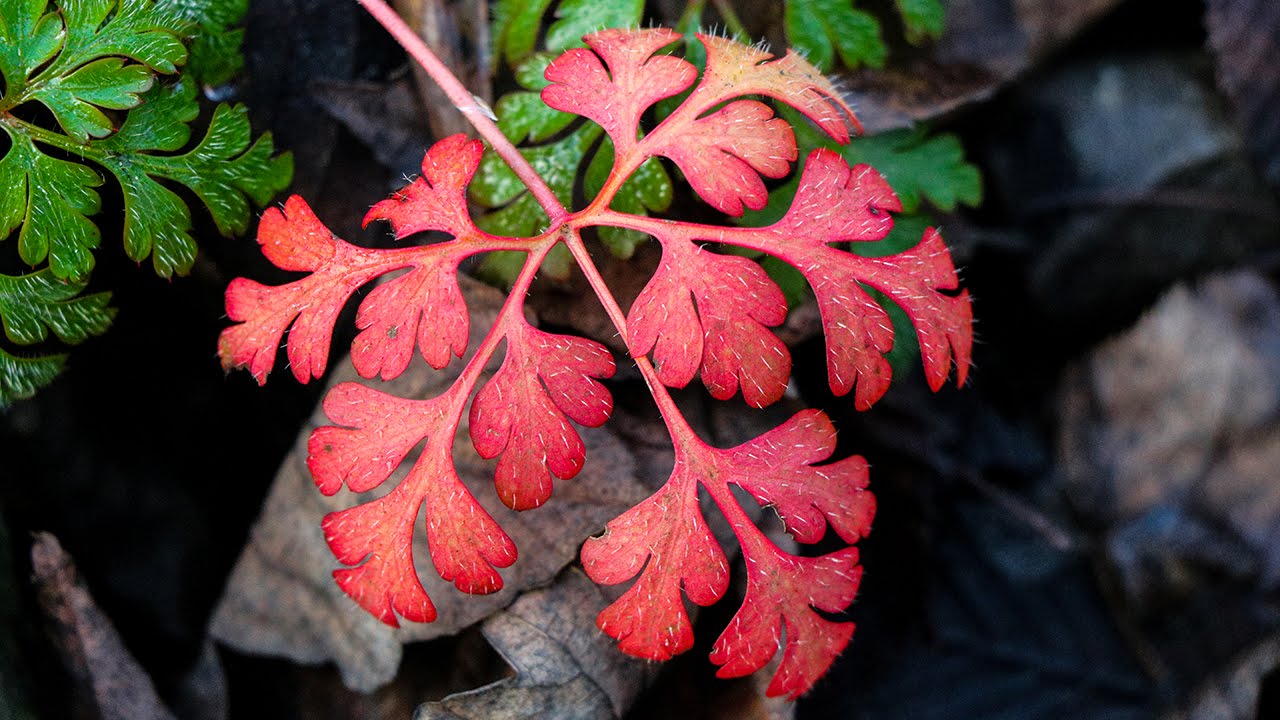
[354, 0, 568, 223]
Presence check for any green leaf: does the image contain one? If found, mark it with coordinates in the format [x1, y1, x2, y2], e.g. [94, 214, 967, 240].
[0, 346, 67, 407]
[843, 127, 983, 213]
[471, 123, 603, 232]
[496, 54, 577, 143]
[895, 0, 945, 45]
[493, 0, 556, 69]
[0, 0, 284, 403]
[0, 1, 65, 105]
[0, 270, 114, 345]
[97, 82, 293, 275]
[155, 0, 250, 85]
[784, 0, 884, 72]
[544, 0, 645, 52]
[585, 139, 672, 259]
[0, 132, 103, 279]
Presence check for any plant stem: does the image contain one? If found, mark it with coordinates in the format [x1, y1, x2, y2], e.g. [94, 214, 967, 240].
[353, 0, 567, 223]
[439, 238, 557, 434]
[710, 0, 750, 41]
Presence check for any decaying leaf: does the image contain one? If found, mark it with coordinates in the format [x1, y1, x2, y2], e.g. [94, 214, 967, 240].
[1059, 269, 1280, 600]
[416, 569, 654, 720]
[30, 532, 178, 720]
[839, 0, 1125, 131]
[1205, 0, 1280, 187]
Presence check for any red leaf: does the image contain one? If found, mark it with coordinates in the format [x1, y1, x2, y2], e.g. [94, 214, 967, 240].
[469, 320, 616, 510]
[542, 28, 695, 157]
[709, 546, 862, 699]
[627, 240, 790, 407]
[307, 382, 439, 496]
[223, 26, 974, 697]
[727, 409, 874, 545]
[350, 259, 469, 378]
[759, 150, 970, 408]
[582, 474, 730, 660]
[324, 439, 518, 626]
[364, 134, 484, 239]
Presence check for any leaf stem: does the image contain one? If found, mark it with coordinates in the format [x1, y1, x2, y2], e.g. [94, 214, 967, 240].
[558, 226, 700, 446]
[709, 0, 750, 41]
[439, 238, 557, 431]
[354, 0, 568, 223]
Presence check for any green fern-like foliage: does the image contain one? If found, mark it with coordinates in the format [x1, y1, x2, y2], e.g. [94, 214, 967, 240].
[0, 0, 292, 405]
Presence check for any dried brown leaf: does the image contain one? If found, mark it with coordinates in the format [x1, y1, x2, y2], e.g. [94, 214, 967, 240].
[842, 0, 1124, 131]
[31, 532, 178, 720]
[1058, 269, 1280, 601]
[1205, 0, 1280, 187]
[416, 569, 654, 720]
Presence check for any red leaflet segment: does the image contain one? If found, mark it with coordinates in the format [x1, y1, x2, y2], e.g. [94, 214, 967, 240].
[627, 239, 790, 408]
[307, 381, 439, 496]
[219, 135, 501, 385]
[646, 98, 796, 216]
[469, 318, 616, 510]
[324, 438, 518, 626]
[709, 546, 863, 699]
[757, 149, 970, 408]
[542, 28, 695, 157]
[586, 408, 871, 696]
[363, 134, 484, 239]
[323, 478, 437, 626]
[581, 473, 730, 660]
[691, 34, 861, 143]
[349, 260, 469, 379]
[726, 409, 874, 545]
[220, 195, 380, 384]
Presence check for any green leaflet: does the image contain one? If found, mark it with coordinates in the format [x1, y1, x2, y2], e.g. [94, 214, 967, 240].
[495, 54, 577, 143]
[0, 271, 115, 346]
[156, 0, 250, 85]
[99, 85, 293, 274]
[492, 0, 556, 69]
[740, 106, 983, 226]
[784, 0, 884, 72]
[0, 270, 114, 407]
[0, 348, 68, 406]
[783, 0, 946, 72]
[842, 127, 983, 214]
[481, 0, 664, 283]
[0, 0, 288, 403]
[543, 0, 645, 52]
[895, 0, 945, 45]
[0, 133, 104, 279]
[493, 0, 643, 69]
